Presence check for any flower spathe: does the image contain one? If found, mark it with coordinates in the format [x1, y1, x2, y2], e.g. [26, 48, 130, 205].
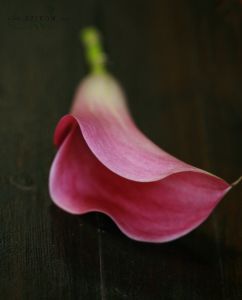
[49, 28, 233, 243]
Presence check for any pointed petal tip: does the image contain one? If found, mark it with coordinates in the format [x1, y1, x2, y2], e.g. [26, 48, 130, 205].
[231, 176, 242, 187]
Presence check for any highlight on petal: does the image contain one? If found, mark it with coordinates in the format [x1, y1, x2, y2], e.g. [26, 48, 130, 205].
[64, 74, 217, 182]
[49, 73, 232, 243]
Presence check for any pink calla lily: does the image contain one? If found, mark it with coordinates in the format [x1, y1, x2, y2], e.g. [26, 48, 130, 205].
[49, 28, 236, 243]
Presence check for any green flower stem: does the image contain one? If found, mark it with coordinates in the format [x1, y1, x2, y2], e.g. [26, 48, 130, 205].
[80, 27, 107, 75]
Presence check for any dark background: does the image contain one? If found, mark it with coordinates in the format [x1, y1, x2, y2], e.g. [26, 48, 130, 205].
[1, 0, 242, 299]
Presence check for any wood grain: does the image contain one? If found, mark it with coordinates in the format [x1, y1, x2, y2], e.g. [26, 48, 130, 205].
[0, 0, 241, 299]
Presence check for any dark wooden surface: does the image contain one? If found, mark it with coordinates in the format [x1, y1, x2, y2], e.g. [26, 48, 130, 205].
[1, 1, 242, 299]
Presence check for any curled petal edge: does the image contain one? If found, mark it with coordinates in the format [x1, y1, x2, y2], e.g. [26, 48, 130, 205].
[54, 114, 230, 184]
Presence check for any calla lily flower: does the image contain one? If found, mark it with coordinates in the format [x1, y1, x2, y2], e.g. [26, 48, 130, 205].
[49, 28, 237, 243]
